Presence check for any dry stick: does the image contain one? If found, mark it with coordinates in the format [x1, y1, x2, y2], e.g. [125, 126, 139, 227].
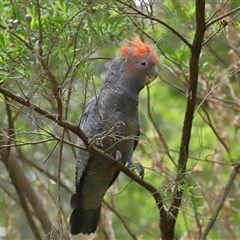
[50, 131, 68, 240]
[205, 0, 231, 24]
[23, 152, 143, 240]
[103, 201, 138, 240]
[198, 107, 231, 155]
[204, 12, 240, 46]
[146, 86, 177, 167]
[0, 86, 154, 182]
[10, 171, 43, 240]
[115, 0, 192, 49]
[161, 1, 206, 240]
[0, 132, 63, 240]
[0, 85, 165, 223]
[206, 6, 240, 28]
[21, 155, 72, 193]
[2, 100, 43, 239]
[23, 154, 130, 237]
[200, 161, 240, 240]
[35, 0, 63, 120]
[0, 85, 89, 145]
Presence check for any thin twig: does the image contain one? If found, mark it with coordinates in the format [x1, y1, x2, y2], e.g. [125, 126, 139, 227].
[204, 12, 240, 45]
[198, 107, 231, 156]
[0, 85, 165, 220]
[3, 99, 43, 239]
[164, 1, 206, 239]
[205, 0, 230, 24]
[103, 201, 138, 240]
[115, 0, 192, 49]
[0, 130, 63, 240]
[146, 86, 177, 167]
[35, 0, 63, 120]
[206, 6, 240, 28]
[200, 161, 240, 240]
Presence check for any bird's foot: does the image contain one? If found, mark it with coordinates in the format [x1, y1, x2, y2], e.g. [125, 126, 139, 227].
[114, 150, 122, 161]
[127, 159, 144, 179]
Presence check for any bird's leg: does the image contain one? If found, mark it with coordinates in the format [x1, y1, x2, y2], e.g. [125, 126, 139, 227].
[127, 158, 144, 179]
[114, 150, 144, 179]
[114, 150, 122, 161]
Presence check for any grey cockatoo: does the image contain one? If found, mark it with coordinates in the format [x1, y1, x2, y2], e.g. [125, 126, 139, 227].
[69, 37, 158, 235]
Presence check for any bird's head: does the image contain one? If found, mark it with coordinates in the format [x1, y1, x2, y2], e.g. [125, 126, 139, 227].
[120, 37, 158, 88]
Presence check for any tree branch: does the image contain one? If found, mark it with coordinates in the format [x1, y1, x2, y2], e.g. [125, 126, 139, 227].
[11, 173, 43, 240]
[200, 161, 240, 240]
[0, 130, 67, 240]
[206, 6, 240, 28]
[0, 85, 89, 145]
[162, 1, 206, 239]
[35, 0, 63, 120]
[0, 85, 168, 234]
[102, 201, 138, 240]
[115, 0, 192, 49]
[2, 100, 43, 240]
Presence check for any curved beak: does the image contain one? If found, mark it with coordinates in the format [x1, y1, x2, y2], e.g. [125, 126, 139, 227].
[145, 65, 158, 85]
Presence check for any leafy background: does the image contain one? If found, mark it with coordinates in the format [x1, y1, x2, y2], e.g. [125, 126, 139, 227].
[0, 0, 240, 239]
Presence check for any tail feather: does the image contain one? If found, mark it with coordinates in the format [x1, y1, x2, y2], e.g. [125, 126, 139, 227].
[69, 205, 101, 235]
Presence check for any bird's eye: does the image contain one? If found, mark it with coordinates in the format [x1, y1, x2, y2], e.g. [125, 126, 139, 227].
[140, 61, 146, 65]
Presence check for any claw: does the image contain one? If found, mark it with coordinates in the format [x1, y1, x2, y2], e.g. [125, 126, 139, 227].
[127, 160, 144, 179]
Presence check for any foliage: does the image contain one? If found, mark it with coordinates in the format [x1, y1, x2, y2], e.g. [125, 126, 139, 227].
[0, 0, 240, 239]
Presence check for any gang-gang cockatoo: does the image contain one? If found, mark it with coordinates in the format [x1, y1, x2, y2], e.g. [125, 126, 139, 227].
[69, 37, 158, 235]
